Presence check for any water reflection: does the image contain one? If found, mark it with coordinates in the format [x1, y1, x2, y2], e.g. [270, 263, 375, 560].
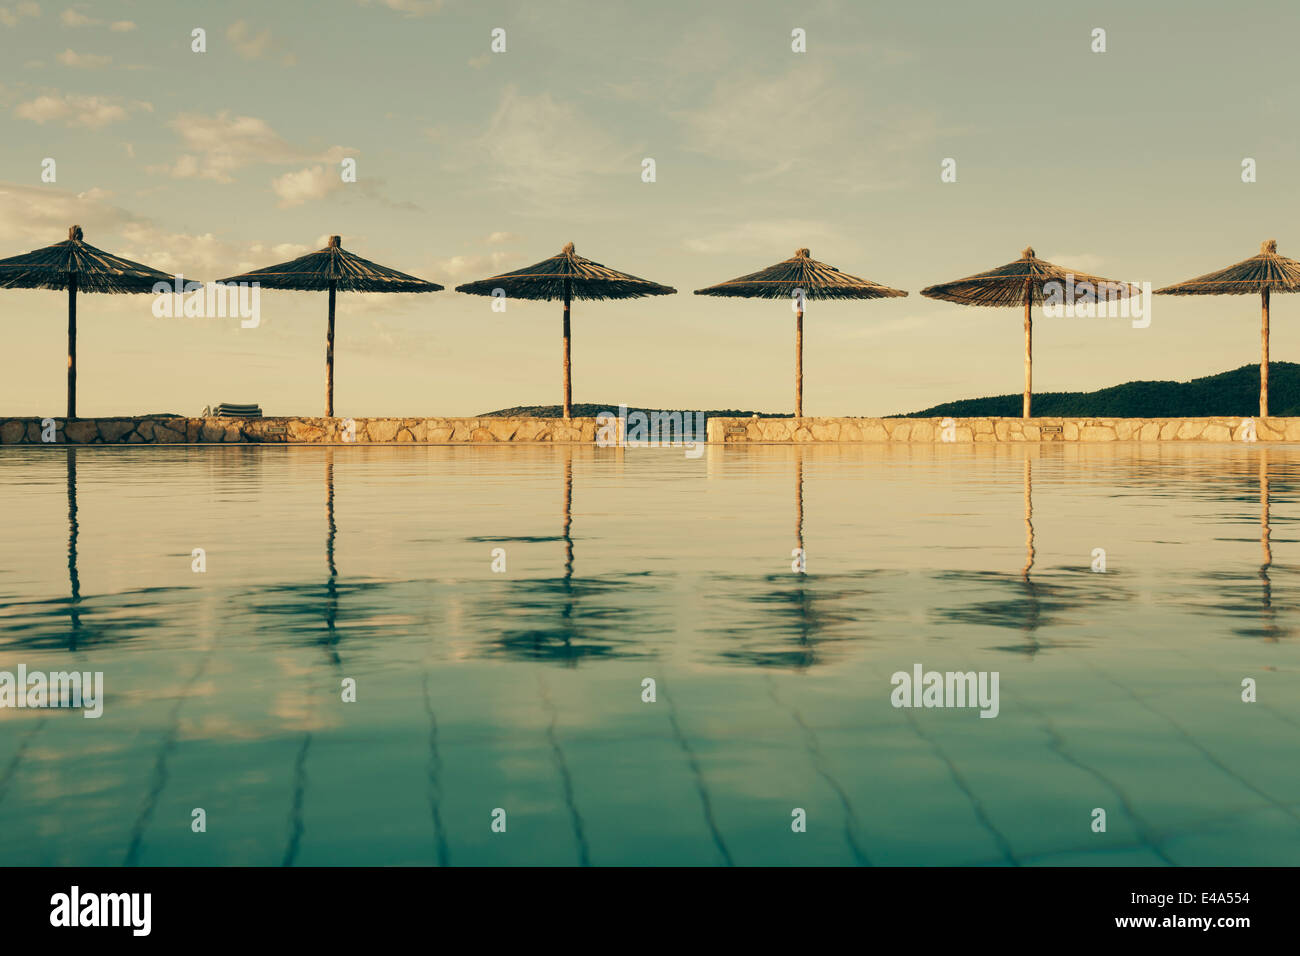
[324, 448, 339, 664]
[277, 449, 337, 866]
[1173, 450, 1293, 641]
[2, 443, 1297, 867]
[480, 449, 655, 665]
[0, 449, 172, 652]
[796, 452, 804, 560]
[729, 453, 823, 669]
[1022, 456, 1035, 580]
[713, 451, 870, 670]
[1258, 453, 1274, 639]
[66, 448, 81, 647]
[564, 453, 574, 584]
[1016, 455, 1042, 653]
[1216, 449, 1290, 642]
[936, 451, 1123, 655]
[248, 450, 397, 662]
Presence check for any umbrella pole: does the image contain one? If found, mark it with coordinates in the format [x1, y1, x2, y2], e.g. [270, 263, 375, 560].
[562, 278, 572, 419]
[795, 307, 804, 418]
[1023, 284, 1032, 419]
[67, 276, 77, 420]
[326, 280, 336, 417]
[1261, 287, 1270, 418]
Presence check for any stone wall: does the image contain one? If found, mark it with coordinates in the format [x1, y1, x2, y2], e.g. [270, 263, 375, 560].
[0, 416, 603, 444]
[3, 414, 1296, 445]
[707, 416, 1300, 443]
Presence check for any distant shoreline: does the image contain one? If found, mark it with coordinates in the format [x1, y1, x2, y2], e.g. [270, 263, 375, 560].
[478, 363, 1300, 422]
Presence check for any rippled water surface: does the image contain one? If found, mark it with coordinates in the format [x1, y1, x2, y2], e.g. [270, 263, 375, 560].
[1, 443, 1296, 866]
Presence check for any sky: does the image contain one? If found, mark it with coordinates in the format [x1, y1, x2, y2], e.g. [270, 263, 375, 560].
[1, 0, 1298, 418]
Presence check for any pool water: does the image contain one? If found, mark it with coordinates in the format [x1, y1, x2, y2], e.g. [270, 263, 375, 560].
[0, 443, 1296, 866]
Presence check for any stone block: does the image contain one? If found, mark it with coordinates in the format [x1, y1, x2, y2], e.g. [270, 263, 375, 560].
[64, 420, 97, 443]
[99, 420, 134, 443]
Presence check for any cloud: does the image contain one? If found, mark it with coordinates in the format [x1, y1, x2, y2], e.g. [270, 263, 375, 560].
[222, 240, 316, 275]
[0, 182, 322, 279]
[0, 2, 38, 27]
[682, 220, 843, 256]
[679, 65, 840, 180]
[14, 92, 142, 128]
[607, 23, 739, 103]
[355, 0, 444, 15]
[174, 112, 300, 166]
[466, 86, 633, 207]
[484, 231, 519, 245]
[428, 251, 516, 282]
[57, 48, 111, 69]
[1042, 253, 1106, 274]
[271, 165, 342, 207]
[59, 7, 99, 27]
[678, 63, 945, 189]
[152, 111, 349, 183]
[0, 183, 158, 259]
[227, 20, 296, 66]
[109, 20, 136, 32]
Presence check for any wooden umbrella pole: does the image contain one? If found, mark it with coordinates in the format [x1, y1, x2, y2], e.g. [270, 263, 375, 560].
[67, 274, 77, 420]
[795, 307, 804, 418]
[1023, 281, 1032, 419]
[562, 277, 572, 420]
[1261, 286, 1270, 418]
[326, 280, 337, 417]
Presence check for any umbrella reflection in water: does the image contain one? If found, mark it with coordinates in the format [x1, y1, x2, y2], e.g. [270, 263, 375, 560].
[709, 450, 864, 670]
[1254, 450, 1281, 643]
[479, 449, 648, 664]
[933, 451, 1120, 657]
[66, 448, 82, 648]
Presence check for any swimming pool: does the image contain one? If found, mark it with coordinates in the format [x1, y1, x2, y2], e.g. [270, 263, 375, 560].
[1, 443, 1296, 865]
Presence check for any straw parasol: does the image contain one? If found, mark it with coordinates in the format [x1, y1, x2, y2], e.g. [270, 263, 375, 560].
[455, 242, 675, 419]
[1155, 240, 1300, 417]
[218, 236, 442, 416]
[694, 248, 906, 417]
[0, 225, 174, 419]
[921, 247, 1139, 418]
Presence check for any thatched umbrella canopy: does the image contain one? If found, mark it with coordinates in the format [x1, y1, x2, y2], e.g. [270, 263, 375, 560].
[1155, 240, 1300, 417]
[455, 242, 675, 419]
[0, 225, 173, 418]
[694, 248, 906, 417]
[218, 236, 442, 416]
[921, 247, 1139, 418]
